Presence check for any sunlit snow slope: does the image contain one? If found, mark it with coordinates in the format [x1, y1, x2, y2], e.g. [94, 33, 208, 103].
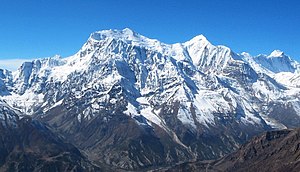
[1, 28, 300, 169]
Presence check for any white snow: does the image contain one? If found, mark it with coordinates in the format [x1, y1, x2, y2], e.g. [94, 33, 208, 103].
[124, 103, 138, 117]
[136, 97, 150, 105]
[124, 101, 166, 129]
[269, 50, 284, 57]
[177, 102, 197, 128]
[1, 28, 300, 132]
[140, 106, 163, 127]
[4, 91, 44, 115]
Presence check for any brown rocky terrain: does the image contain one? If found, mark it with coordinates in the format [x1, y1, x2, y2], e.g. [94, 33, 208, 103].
[165, 128, 300, 172]
[0, 100, 100, 172]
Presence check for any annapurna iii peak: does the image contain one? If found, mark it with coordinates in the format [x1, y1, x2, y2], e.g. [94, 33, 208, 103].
[0, 28, 300, 170]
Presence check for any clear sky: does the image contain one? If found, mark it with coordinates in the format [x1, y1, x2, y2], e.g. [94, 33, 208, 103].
[0, 0, 300, 70]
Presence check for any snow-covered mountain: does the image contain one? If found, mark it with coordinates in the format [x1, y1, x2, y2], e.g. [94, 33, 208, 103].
[1, 28, 300, 170]
[253, 50, 298, 73]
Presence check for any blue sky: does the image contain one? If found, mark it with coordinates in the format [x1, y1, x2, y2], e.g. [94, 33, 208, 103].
[0, 0, 300, 70]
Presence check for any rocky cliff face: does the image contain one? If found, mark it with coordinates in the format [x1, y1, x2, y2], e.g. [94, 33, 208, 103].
[166, 128, 300, 172]
[0, 99, 100, 172]
[1, 28, 300, 170]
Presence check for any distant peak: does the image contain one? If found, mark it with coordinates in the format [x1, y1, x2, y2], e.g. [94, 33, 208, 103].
[184, 34, 212, 47]
[241, 52, 251, 57]
[52, 54, 62, 59]
[122, 28, 135, 34]
[190, 34, 209, 43]
[85, 28, 168, 51]
[269, 50, 284, 57]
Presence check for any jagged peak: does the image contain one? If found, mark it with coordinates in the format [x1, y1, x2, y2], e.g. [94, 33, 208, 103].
[90, 28, 139, 41]
[255, 50, 290, 61]
[268, 50, 285, 58]
[184, 34, 212, 48]
[183, 34, 234, 56]
[190, 34, 209, 42]
[88, 28, 161, 46]
[90, 29, 213, 49]
[87, 28, 169, 52]
[16, 55, 64, 70]
[37, 55, 63, 62]
[0, 68, 11, 76]
[241, 52, 252, 57]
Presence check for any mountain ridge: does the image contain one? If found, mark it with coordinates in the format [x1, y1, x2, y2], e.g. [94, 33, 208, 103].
[1, 28, 300, 170]
[0, 99, 100, 171]
[165, 127, 300, 172]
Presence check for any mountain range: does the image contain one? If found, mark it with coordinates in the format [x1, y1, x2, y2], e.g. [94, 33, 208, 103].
[0, 28, 300, 171]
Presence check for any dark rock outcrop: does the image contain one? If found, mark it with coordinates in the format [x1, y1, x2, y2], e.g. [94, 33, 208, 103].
[0, 100, 100, 172]
[165, 128, 300, 172]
